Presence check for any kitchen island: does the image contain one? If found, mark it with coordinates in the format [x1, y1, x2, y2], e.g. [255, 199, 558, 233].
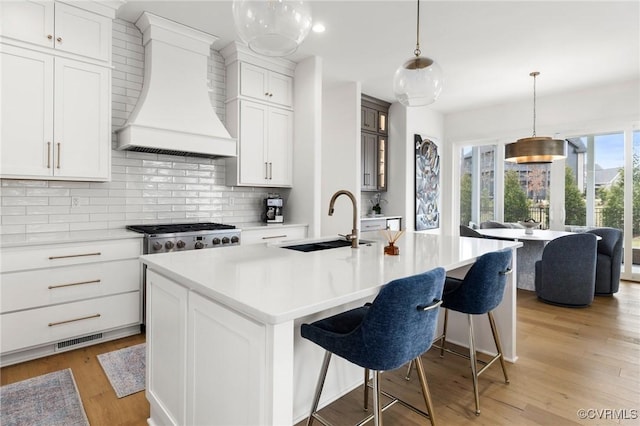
[140, 233, 521, 426]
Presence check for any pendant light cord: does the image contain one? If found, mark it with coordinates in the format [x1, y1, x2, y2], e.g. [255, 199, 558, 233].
[531, 71, 539, 137]
[414, 0, 421, 57]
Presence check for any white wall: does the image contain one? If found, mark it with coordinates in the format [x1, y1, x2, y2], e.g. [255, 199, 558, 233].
[387, 103, 444, 233]
[321, 82, 361, 238]
[290, 56, 323, 237]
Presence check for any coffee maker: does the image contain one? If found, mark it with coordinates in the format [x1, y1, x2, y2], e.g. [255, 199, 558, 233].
[265, 195, 284, 223]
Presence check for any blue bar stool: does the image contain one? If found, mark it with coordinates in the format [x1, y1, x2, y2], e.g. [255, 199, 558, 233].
[301, 267, 445, 426]
[410, 249, 512, 416]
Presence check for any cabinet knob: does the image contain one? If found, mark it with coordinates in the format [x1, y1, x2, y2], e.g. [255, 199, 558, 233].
[265, 92, 269, 96]
[47, 34, 53, 40]
[269, 93, 273, 97]
[56, 37, 62, 43]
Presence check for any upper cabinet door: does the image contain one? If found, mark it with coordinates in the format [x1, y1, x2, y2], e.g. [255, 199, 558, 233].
[361, 106, 377, 132]
[238, 101, 269, 186]
[266, 107, 293, 186]
[54, 58, 110, 180]
[0, 47, 54, 178]
[0, 1, 54, 48]
[54, 2, 111, 62]
[240, 62, 293, 108]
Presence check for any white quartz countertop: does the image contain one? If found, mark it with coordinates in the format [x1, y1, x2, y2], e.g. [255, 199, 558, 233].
[0, 229, 142, 248]
[141, 233, 521, 325]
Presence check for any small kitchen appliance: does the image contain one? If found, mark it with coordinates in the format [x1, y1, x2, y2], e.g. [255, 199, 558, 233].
[265, 195, 284, 223]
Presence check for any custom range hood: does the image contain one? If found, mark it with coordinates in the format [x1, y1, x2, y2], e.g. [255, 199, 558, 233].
[116, 12, 236, 158]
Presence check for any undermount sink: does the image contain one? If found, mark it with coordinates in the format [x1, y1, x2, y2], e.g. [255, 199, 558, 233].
[282, 239, 374, 253]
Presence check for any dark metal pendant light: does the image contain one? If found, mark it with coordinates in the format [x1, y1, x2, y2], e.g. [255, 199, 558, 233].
[505, 72, 566, 164]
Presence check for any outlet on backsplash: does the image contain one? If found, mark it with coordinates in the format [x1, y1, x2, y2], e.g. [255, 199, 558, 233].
[72, 197, 80, 207]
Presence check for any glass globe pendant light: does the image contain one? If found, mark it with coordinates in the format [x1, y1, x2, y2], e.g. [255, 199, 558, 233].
[393, 0, 443, 107]
[232, 0, 312, 57]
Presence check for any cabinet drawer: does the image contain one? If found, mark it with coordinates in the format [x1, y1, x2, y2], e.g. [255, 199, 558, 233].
[1, 239, 142, 273]
[242, 226, 307, 245]
[1, 292, 140, 354]
[1, 259, 141, 313]
[360, 219, 387, 232]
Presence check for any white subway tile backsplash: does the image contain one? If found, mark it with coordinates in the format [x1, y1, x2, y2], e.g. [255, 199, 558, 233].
[0, 18, 285, 236]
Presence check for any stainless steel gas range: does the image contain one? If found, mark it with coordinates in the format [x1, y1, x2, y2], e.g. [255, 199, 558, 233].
[126, 222, 241, 254]
[126, 222, 241, 331]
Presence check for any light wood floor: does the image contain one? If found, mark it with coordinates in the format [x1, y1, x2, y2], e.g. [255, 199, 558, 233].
[2, 281, 639, 426]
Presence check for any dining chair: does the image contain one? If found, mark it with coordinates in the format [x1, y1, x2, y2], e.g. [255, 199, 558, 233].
[534, 233, 598, 307]
[460, 224, 484, 238]
[586, 227, 622, 295]
[301, 267, 445, 426]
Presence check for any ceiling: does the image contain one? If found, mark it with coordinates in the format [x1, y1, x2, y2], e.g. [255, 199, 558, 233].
[116, 1, 640, 114]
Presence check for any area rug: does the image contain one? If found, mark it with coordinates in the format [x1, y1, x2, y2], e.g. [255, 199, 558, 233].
[97, 343, 145, 398]
[0, 368, 89, 426]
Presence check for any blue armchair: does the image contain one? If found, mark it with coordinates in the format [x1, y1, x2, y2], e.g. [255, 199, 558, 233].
[586, 228, 622, 295]
[534, 234, 598, 307]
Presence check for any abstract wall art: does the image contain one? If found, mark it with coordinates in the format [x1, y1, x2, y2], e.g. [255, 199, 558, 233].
[415, 134, 440, 230]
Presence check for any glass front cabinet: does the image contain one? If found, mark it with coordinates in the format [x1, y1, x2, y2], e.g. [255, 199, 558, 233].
[361, 95, 390, 192]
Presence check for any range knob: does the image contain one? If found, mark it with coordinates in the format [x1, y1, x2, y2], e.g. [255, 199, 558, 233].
[231, 236, 239, 244]
[212, 237, 221, 245]
[176, 240, 186, 249]
[194, 241, 205, 249]
[152, 242, 163, 251]
[165, 241, 175, 250]
[222, 237, 230, 244]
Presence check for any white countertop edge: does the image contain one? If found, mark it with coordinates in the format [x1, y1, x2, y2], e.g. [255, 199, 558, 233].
[0, 229, 143, 248]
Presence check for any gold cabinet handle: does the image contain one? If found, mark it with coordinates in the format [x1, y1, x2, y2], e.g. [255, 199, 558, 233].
[268, 162, 273, 179]
[47, 142, 51, 168]
[48, 252, 101, 260]
[48, 313, 100, 327]
[48, 279, 101, 290]
[262, 235, 287, 240]
[56, 143, 61, 168]
[265, 162, 269, 180]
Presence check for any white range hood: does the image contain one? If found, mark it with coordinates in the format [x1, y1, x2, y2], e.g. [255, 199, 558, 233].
[116, 12, 236, 158]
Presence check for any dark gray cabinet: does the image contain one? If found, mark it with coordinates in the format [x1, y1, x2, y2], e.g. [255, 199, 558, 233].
[361, 95, 390, 192]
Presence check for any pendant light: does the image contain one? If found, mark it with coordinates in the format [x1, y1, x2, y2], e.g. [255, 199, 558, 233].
[393, 0, 443, 107]
[505, 72, 566, 164]
[232, 0, 312, 57]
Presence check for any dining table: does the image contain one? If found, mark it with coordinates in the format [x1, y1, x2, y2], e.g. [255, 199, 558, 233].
[475, 228, 584, 291]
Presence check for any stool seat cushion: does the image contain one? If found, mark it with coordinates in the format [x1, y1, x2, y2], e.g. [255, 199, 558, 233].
[301, 268, 445, 372]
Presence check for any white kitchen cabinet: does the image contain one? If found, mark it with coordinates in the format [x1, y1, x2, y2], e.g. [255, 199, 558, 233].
[1, 43, 110, 181]
[0, 1, 112, 62]
[226, 100, 293, 187]
[222, 42, 295, 188]
[240, 62, 293, 107]
[241, 225, 307, 245]
[0, 237, 142, 366]
[145, 269, 279, 426]
[146, 269, 188, 426]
